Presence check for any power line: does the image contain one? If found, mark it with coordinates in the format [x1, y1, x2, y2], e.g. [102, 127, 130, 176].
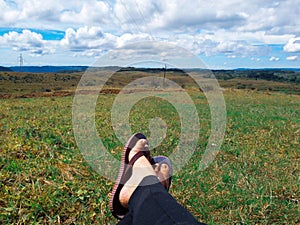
[119, 0, 144, 34]
[104, 0, 144, 37]
[133, 0, 155, 41]
[103, 0, 128, 35]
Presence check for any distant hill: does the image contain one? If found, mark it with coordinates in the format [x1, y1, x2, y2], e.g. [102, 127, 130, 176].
[235, 68, 300, 72]
[211, 69, 300, 84]
[0, 66, 299, 96]
[2, 66, 300, 85]
[9, 66, 88, 73]
[0, 66, 12, 72]
[5, 65, 300, 74]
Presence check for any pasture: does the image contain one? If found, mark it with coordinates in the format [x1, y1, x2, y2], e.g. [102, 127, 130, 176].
[0, 70, 299, 224]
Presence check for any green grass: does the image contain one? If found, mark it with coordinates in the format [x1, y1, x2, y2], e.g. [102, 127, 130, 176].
[1, 70, 300, 98]
[1, 89, 299, 224]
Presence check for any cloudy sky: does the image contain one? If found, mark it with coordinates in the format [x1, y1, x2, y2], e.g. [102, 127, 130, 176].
[0, 0, 299, 69]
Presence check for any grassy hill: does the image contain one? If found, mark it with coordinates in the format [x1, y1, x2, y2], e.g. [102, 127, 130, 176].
[0, 67, 299, 223]
[0, 89, 299, 224]
[0, 68, 299, 99]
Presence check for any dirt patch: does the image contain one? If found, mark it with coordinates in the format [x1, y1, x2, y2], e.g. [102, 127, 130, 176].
[0, 91, 74, 99]
[0, 89, 122, 99]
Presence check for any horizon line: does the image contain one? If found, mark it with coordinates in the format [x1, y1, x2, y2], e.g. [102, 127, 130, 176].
[2, 65, 300, 70]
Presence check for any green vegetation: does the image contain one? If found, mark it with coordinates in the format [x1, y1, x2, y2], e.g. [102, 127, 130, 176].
[0, 68, 299, 98]
[212, 69, 300, 84]
[0, 70, 299, 224]
[0, 72, 81, 97]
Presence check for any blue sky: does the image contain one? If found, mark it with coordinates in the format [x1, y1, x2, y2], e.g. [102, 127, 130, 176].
[0, 0, 300, 69]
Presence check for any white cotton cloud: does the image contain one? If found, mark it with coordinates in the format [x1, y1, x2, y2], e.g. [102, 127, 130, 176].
[1, 0, 300, 64]
[156, 33, 271, 58]
[212, 40, 267, 57]
[96, 40, 201, 68]
[19, 0, 62, 21]
[0, 29, 55, 55]
[114, 0, 248, 32]
[236, 0, 300, 35]
[269, 56, 280, 61]
[114, 0, 161, 32]
[0, 0, 19, 25]
[116, 33, 152, 47]
[0, 0, 299, 47]
[0, 0, 64, 27]
[167, 34, 217, 55]
[60, 26, 117, 56]
[112, 0, 300, 38]
[60, 26, 156, 56]
[110, 0, 300, 55]
[0, 0, 112, 29]
[286, 56, 298, 61]
[60, 1, 111, 25]
[284, 37, 300, 53]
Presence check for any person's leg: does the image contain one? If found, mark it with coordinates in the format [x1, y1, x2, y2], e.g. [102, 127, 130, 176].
[118, 140, 156, 208]
[126, 175, 206, 225]
[116, 213, 133, 225]
[117, 140, 206, 225]
[117, 156, 173, 225]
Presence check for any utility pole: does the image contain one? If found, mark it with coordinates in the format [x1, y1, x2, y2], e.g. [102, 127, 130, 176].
[163, 64, 166, 88]
[19, 53, 24, 72]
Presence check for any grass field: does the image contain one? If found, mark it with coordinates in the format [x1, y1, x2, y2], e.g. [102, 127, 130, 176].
[0, 71, 299, 224]
[1, 69, 300, 98]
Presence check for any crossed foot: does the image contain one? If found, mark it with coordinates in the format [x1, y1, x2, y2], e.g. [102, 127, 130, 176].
[119, 139, 171, 208]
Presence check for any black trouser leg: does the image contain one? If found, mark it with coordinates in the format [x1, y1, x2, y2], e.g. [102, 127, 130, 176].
[117, 175, 206, 225]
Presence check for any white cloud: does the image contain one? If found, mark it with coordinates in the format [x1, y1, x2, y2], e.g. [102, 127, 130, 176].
[60, 1, 110, 25]
[0, 0, 300, 67]
[0, 29, 55, 55]
[116, 33, 152, 47]
[286, 55, 298, 61]
[215, 40, 268, 58]
[19, 0, 62, 21]
[251, 57, 260, 62]
[0, 0, 299, 45]
[114, 0, 248, 32]
[59, 26, 156, 56]
[236, 0, 300, 35]
[95, 40, 201, 68]
[0, 0, 19, 25]
[161, 36, 261, 60]
[0, 0, 112, 29]
[269, 56, 280, 61]
[0, 0, 63, 27]
[60, 26, 117, 56]
[0, 0, 298, 35]
[112, 0, 300, 39]
[284, 37, 300, 53]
